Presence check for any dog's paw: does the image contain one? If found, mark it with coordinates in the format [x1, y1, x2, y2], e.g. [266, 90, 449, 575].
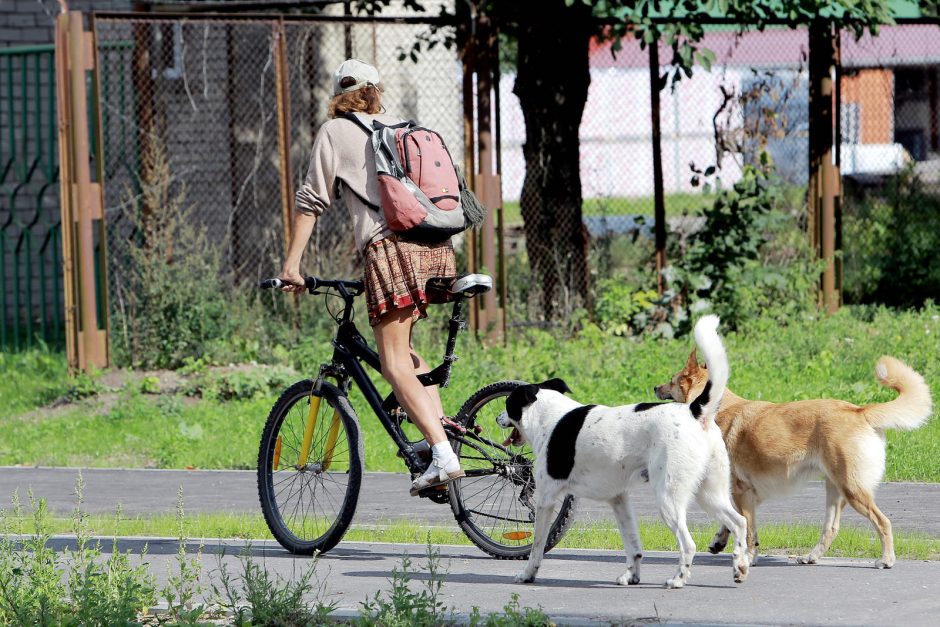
[664, 576, 685, 589]
[617, 572, 640, 586]
[796, 554, 818, 565]
[747, 552, 760, 566]
[874, 557, 895, 569]
[733, 563, 748, 583]
[514, 570, 536, 583]
[707, 540, 726, 555]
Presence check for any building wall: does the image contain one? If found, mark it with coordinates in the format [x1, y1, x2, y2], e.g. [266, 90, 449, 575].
[842, 68, 894, 144]
[0, 0, 133, 49]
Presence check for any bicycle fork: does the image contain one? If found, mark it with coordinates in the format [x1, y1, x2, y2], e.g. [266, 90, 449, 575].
[273, 380, 342, 472]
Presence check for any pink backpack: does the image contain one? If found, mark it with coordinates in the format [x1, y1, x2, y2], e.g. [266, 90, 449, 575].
[344, 113, 483, 243]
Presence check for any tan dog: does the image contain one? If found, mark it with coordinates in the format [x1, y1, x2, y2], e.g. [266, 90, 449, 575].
[654, 351, 932, 568]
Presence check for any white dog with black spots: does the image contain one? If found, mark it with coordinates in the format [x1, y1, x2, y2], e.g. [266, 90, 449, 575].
[498, 315, 748, 589]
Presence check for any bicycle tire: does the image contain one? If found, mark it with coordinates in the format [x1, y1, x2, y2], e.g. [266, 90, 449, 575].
[449, 380, 576, 560]
[257, 379, 364, 555]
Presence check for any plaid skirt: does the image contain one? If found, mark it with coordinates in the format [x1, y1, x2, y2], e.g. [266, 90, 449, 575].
[363, 236, 456, 326]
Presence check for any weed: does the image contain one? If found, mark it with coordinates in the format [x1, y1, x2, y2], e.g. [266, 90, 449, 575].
[469, 593, 553, 627]
[61, 370, 105, 403]
[0, 491, 69, 625]
[212, 545, 335, 626]
[181, 365, 297, 401]
[161, 486, 205, 625]
[66, 472, 155, 626]
[359, 539, 453, 627]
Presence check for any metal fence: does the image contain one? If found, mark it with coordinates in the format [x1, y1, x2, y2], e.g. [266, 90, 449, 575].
[5, 13, 939, 354]
[92, 14, 464, 296]
[839, 23, 940, 306]
[497, 20, 940, 323]
[0, 44, 64, 351]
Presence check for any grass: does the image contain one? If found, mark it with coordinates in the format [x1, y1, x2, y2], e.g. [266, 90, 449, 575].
[501, 192, 717, 225]
[8, 513, 939, 561]
[2, 304, 939, 480]
[0, 348, 69, 418]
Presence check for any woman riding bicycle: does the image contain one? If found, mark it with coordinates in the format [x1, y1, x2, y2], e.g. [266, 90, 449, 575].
[278, 58, 463, 496]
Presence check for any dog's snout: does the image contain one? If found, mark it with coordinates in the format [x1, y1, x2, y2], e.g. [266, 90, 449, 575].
[654, 385, 670, 400]
[496, 410, 510, 428]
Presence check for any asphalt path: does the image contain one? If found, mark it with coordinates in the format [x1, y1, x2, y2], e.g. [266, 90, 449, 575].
[4, 467, 940, 625]
[3, 466, 940, 536]
[36, 537, 940, 626]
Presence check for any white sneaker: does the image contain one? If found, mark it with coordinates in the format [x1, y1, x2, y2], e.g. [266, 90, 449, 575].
[409, 458, 464, 496]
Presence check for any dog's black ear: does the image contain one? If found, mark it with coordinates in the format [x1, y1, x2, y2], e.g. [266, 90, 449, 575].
[505, 384, 540, 421]
[538, 377, 571, 395]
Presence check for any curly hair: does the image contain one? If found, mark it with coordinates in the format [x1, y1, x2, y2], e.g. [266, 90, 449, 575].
[327, 84, 383, 118]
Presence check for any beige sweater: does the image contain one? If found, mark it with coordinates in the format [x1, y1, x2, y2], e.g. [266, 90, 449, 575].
[295, 113, 401, 252]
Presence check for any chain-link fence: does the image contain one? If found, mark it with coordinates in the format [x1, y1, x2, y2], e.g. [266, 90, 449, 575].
[498, 20, 940, 326]
[8, 10, 936, 357]
[499, 26, 811, 325]
[839, 23, 940, 307]
[92, 13, 463, 301]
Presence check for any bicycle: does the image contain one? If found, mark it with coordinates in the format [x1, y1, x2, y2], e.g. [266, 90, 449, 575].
[256, 273, 575, 559]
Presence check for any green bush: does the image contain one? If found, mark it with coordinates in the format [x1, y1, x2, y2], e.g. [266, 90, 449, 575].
[110, 141, 235, 370]
[593, 278, 660, 336]
[843, 167, 940, 307]
[182, 365, 298, 401]
[666, 156, 819, 334]
[588, 157, 818, 338]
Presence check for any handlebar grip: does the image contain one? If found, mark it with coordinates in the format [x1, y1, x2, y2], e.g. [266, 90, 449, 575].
[259, 277, 319, 291]
[259, 278, 283, 289]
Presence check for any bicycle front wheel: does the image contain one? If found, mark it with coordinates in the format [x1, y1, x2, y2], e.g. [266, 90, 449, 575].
[257, 380, 364, 555]
[449, 380, 576, 559]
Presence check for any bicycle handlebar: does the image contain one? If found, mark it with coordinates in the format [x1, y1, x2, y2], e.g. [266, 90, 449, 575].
[259, 276, 365, 296]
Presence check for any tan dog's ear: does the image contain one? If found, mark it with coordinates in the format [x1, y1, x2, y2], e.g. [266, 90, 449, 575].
[685, 348, 699, 372]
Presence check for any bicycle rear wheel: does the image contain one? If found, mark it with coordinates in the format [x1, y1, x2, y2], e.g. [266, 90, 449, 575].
[449, 380, 576, 559]
[257, 380, 364, 555]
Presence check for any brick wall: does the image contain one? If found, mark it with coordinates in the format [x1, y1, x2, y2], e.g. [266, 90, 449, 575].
[0, 0, 133, 49]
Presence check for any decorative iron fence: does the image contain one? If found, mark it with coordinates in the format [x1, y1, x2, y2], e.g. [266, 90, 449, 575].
[0, 44, 64, 351]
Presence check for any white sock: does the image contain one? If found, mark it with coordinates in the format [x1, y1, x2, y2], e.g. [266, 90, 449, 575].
[430, 441, 460, 473]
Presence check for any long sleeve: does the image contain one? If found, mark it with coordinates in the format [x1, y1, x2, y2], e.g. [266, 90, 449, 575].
[295, 127, 337, 216]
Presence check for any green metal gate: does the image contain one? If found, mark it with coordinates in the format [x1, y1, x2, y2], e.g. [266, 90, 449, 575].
[0, 44, 64, 352]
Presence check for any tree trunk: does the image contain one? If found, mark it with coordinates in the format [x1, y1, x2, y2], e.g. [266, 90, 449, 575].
[513, 0, 593, 321]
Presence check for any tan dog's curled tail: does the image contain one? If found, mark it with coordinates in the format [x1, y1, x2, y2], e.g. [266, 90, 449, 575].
[862, 356, 932, 431]
[689, 315, 729, 422]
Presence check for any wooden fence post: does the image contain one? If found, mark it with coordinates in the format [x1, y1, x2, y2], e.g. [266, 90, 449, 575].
[463, 13, 504, 341]
[649, 38, 667, 295]
[808, 21, 842, 313]
[56, 10, 110, 372]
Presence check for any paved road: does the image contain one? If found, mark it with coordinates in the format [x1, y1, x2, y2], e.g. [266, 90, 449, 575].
[3, 466, 940, 535]
[5, 467, 940, 625]
[38, 537, 940, 626]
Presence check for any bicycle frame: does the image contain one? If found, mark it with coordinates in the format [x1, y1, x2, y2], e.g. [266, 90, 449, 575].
[311, 287, 469, 475]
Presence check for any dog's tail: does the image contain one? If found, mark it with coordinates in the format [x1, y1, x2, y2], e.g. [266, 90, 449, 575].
[861, 356, 932, 431]
[689, 315, 729, 422]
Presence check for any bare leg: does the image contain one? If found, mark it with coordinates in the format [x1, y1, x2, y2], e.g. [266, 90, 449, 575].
[798, 478, 846, 565]
[373, 310, 446, 445]
[408, 341, 444, 421]
[610, 493, 643, 585]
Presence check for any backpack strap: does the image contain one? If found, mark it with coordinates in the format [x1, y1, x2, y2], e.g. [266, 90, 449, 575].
[337, 113, 382, 212]
[341, 111, 374, 136]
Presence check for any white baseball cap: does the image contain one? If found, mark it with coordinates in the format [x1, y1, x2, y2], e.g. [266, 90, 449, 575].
[332, 58, 381, 95]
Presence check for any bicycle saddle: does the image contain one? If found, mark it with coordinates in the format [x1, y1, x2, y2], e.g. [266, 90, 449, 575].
[425, 273, 493, 300]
